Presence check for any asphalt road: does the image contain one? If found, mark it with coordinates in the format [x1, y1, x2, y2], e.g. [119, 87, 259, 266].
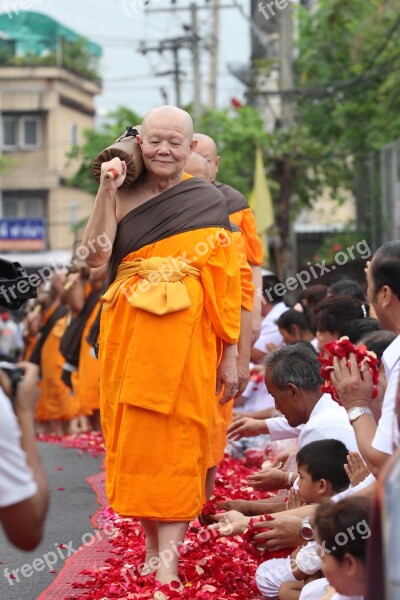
[0, 442, 103, 600]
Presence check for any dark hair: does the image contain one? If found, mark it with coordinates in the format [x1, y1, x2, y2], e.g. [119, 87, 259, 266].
[315, 497, 372, 562]
[276, 309, 312, 333]
[262, 274, 286, 304]
[264, 342, 323, 390]
[296, 440, 349, 493]
[358, 330, 397, 362]
[342, 317, 382, 344]
[371, 241, 400, 300]
[311, 295, 369, 335]
[327, 279, 366, 302]
[297, 284, 328, 309]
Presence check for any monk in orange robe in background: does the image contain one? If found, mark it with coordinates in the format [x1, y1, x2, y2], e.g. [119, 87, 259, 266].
[82, 106, 241, 593]
[185, 152, 254, 498]
[193, 133, 263, 343]
[28, 274, 75, 435]
[61, 264, 106, 431]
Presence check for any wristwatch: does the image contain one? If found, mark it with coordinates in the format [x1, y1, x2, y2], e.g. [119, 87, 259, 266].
[300, 516, 314, 541]
[347, 406, 373, 424]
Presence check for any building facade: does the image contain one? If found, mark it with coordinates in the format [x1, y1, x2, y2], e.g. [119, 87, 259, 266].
[0, 11, 101, 260]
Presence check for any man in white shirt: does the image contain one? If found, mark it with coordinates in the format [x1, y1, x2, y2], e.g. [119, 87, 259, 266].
[0, 363, 49, 550]
[331, 240, 400, 475]
[250, 273, 289, 364]
[228, 343, 359, 490]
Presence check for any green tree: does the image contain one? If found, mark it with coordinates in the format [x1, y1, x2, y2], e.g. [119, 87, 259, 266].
[249, 0, 400, 270]
[196, 106, 268, 194]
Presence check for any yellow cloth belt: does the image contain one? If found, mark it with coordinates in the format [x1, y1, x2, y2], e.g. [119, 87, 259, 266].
[102, 256, 201, 315]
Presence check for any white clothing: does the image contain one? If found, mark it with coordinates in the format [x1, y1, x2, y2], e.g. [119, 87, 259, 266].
[266, 393, 359, 451]
[253, 302, 288, 353]
[331, 472, 376, 503]
[237, 376, 275, 414]
[300, 578, 363, 600]
[256, 543, 321, 598]
[332, 595, 363, 600]
[311, 338, 319, 352]
[300, 578, 329, 600]
[255, 556, 296, 598]
[295, 541, 321, 575]
[0, 388, 37, 507]
[372, 335, 400, 454]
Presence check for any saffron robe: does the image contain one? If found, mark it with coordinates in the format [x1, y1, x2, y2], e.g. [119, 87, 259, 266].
[76, 299, 101, 416]
[99, 177, 241, 520]
[216, 181, 264, 266]
[33, 306, 76, 422]
[209, 225, 255, 466]
[60, 285, 101, 416]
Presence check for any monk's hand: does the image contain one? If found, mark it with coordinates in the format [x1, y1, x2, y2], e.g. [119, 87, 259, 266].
[227, 417, 268, 441]
[208, 510, 250, 537]
[251, 313, 261, 345]
[235, 355, 249, 400]
[216, 345, 238, 405]
[100, 157, 127, 190]
[330, 353, 373, 410]
[247, 467, 288, 491]
[251, 514, 303, 552]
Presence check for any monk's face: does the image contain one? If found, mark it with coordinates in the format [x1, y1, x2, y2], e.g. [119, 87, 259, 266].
[194, 136, 220, 184]
[138, 113, 196, 180]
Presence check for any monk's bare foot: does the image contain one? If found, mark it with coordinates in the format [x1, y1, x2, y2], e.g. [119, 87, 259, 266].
[139, 547, 160, 575]
[155, 568, 183, 591]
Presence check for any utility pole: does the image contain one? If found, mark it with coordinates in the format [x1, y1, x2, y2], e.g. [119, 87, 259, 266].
[145, 3, 236, 112]
[277, 5, 296, 277]
[208, 0, 219, 109]
[139, 37, 191, 106]
[279, 5, 294, 127]
[190, 3, 201, 122]
[172, 45, 182, 106]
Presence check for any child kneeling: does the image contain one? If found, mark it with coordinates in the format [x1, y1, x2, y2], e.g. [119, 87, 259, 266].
[255, 439, 351, 599]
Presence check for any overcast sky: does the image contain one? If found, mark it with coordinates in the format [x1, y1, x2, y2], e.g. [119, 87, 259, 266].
[3, 0, 250, 118]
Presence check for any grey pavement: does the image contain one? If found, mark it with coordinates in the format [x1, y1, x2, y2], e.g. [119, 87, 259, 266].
[0, 442, 103, 600]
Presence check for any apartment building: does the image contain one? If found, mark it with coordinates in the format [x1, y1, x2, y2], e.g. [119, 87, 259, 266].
[0, 11, 101, 262]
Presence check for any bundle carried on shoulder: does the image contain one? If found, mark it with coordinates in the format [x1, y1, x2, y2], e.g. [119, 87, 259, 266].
[92, 125, 144, 188]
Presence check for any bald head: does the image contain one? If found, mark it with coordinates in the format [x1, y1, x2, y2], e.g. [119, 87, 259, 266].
[142, 105, 193, 142]
[185, 152, 212, 181]
[193, 133, 220, 183]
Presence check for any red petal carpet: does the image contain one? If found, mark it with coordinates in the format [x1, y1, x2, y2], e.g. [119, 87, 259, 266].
[38, 433, 287, 599]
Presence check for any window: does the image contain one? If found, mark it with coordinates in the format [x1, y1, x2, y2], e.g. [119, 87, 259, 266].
[2, 117, 18, 149]
[1, 196, 46, 219]
[21, 117, 40, 148]
[1, 115, 41, 151]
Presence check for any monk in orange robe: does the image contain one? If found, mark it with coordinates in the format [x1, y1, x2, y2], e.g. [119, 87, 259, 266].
[185, 152, 254, 497]
[82, 106, 241, 592]
[193, 133, 264, 343]
[29, 276, 75, 434]
[61, 264, 106, 430]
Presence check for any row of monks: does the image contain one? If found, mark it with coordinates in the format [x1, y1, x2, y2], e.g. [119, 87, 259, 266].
[23, 135, 264, 442]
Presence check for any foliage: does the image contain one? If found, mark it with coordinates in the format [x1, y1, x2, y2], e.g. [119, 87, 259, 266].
[196, 106, 268, 194]
[310, 228, 368, 263]
[0, 38, 100, 81]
